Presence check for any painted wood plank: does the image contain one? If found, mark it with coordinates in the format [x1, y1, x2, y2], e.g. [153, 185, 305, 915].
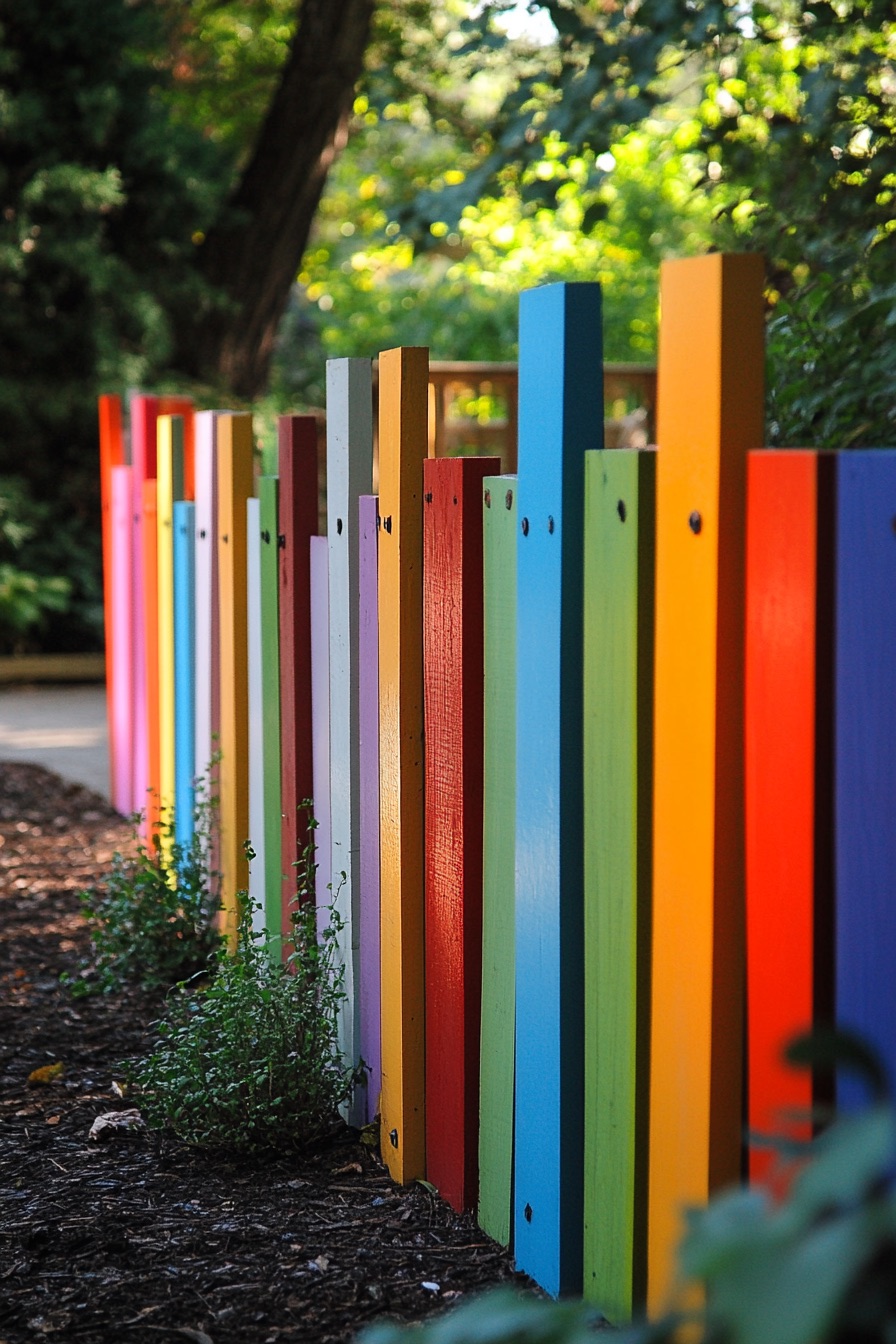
[745, 450, 835, 1181]
[259, 476, 282, 942]
[478, 473, 517, 1248]
[173, 500, 196, 852]
[110, 465, 134, 816]
[216, 412, 254, 942]
[129, 394, 159, 825]
[514, 282, 602, 1297]
[358, 493, 382, 1124]
[193, 412, 220, 789]
[311, 534, 332, 925]
[158, 396, 195, 501]
[98, 394, 124, 805]
[834, 450, 896, 1105]
[142, 477, 161, 841]
[582, 447, 655, 1321]
[247, 496, 266, 938]
[648, 253, 764, 1312]
[278, 416, 318, 928]
[326, 358, 374, 1115]
[377, 345, 429, 1183]
[156, 415, 185, 842]
[423, 454, 498, 1213]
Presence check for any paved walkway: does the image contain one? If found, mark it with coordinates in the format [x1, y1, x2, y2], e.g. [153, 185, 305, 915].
[0, 682, 110, 800]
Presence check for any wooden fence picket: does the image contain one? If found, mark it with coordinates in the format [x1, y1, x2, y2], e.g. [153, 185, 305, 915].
[278, 416, 318, 925]
[259, 476, 282, 940]
[247, 495, 267, 937]
[326, 359, 374, 1106]
[358, 493, 382, 1125]
[377, 346, 429, 1183]
[173, 499, 196, 851]
[423, 454, 498, 1212]
[156, 415, 185, 843]
[514, 282, 602, 1296]
[647, 253, 764, 1311]
[582, 446, 654, 1320]
[478, 473, 517, 1248]
[216, 412, 254, 940]
[745, 450, 834, 1178]
[834, 450, 896, 1104]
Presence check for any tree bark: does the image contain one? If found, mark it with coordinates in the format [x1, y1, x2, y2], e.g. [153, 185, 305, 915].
[183, 0, 376, 399]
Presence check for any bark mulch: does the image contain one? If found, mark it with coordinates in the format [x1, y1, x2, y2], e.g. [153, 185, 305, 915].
[0, 762, 529, 1344]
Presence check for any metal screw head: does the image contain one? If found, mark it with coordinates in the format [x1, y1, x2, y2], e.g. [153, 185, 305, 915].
[505, 489, 513, 510]
[261, 529, 271, 544]
[617, 499, 627, 523]
[424, 492, 433, 505]
[383, 516, 393, 534]
[524, 1203, 533, 1223]
[199, 528, 207, 539]
[547, 516, 554, 534]
[689, 510, 702, 535]
[336, 518, 343, 535]
[278, 533, 286, 549]
[521, 517, 529, 536]
[389, 1128, 399, 1149]
[484, 489, 492, 508]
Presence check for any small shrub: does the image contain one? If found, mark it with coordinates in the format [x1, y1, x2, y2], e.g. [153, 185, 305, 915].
[71, 785, 221, 995]
[136, 839, 360, 1151]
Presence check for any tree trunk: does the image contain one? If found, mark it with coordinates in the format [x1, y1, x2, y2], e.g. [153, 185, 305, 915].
[183, 0, 375, 399]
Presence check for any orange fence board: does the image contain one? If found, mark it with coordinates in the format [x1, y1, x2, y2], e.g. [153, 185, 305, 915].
[216, 413, 254, 940]
[648, 254, 764, 1311]
[378, 346, 429, 1184]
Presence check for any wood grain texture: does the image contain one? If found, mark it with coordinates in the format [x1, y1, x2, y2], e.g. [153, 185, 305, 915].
[129, 395, 159, 831]
[98, 395, 124, 806]
[173, 500, 196, 851]
[216, 413, 254, 942]
[278, 416, 318, 932]
[259, 476, 283, 942]
[377, 345, 429, 1184]
[478, 473, 517, 1248]
[142, 478, 161, 842]
[326, 359, 374, 1114]
[745, 450, 834, 1179]
[156, 416, 185, 843]
[514, 283, 603, 1297]
[423, 454, 498, 1213]
[834, 450, 896, 1105]
[648, 254, 764, 1312]
[110, 466, 134, 816]
[358, 494, 382, 1124]
[247, 496, 267, 938]
[582, 448, 654, 1321]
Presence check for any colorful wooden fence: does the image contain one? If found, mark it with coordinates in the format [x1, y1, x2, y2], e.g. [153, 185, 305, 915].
[99, 255, 896, 1322]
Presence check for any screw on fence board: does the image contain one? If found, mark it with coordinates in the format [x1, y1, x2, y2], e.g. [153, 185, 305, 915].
[505, 489, 513, 510]
[524, 1204, 533, 1223]
[425, 492, 433, 504]
[278, 533, 286, 548]
[383, 516, 393, 533]
[222, 534, 229, 544]
[617, 499, 627, 523]
[548, 516, 555, 534]
[261, 529, 271, 544]
[484, 489, 492, 508]
[389, 1128, 399, 1149]
[521, 517, 529, 536]
[689, 510, 702, 535]
[336, 517, 343, 535]
[199, 528, 207, 538]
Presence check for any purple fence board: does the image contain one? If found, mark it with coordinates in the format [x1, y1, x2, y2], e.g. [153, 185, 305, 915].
[110, 465, 134, 815]
[358, 494, 381, 1122]
[310, 535, 332, 928]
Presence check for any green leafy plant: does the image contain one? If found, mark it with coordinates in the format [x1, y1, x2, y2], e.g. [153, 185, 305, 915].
[362, 1032, 896, 1344]
[71, 785, 222, 995]
[135, 831, 360, 1152]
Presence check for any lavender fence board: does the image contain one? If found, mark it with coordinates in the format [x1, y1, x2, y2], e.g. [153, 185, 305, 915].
[311, 534, 332, 926]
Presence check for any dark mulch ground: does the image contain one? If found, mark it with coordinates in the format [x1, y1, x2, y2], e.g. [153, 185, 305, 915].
[0, 762, 527, 1344]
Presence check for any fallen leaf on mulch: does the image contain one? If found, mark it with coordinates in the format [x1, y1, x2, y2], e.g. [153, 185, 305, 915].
[88, 1108, 146, 1141]
[27, 1062, 64, 1086]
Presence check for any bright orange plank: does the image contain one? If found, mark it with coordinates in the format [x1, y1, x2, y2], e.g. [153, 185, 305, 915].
[648, 254, 764, 1312]
[378, 346, 428, 1183]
